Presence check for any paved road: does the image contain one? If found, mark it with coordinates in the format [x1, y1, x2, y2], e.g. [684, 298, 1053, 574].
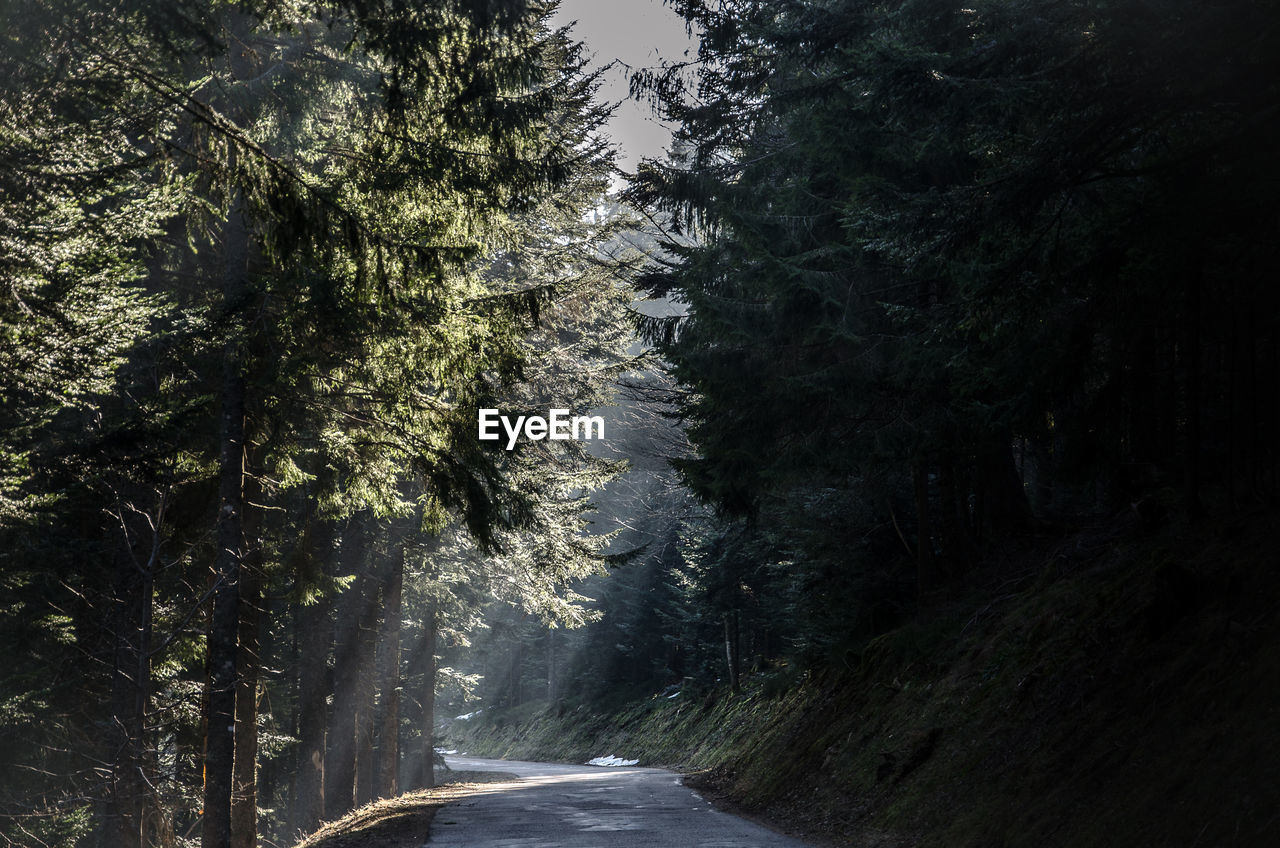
[430, 755, 812, 847]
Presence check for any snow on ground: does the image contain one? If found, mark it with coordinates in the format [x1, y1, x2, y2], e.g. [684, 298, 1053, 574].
[586, 755, 640, 767]
[454, 710, 482, 721]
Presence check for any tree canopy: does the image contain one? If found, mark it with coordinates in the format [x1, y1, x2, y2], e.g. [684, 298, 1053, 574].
[1, 1, 634, 845]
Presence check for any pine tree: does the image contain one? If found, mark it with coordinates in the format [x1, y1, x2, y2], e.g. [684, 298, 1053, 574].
[3, 1, 637, 844]
[628, 0, 1280, 650]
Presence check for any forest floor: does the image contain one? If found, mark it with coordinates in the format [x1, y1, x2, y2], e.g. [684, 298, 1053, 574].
[290, 771, 516, 848]
[445, 508, 1280, 848]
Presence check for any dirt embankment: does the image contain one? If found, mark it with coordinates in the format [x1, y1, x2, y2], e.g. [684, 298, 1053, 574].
[445, 512, 1280, 848]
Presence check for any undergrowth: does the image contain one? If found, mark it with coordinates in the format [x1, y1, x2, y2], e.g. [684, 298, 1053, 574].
[444, 512, 1280, 847]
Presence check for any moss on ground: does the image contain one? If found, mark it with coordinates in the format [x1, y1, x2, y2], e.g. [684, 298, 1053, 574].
[445, 513, 1280, 847]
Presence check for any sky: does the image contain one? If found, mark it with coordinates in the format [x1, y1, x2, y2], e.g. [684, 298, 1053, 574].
[550, 0, 698, 172]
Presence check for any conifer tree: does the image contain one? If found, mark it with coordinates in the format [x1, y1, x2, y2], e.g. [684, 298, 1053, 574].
[629, 0, 1280, 647]
[2, 1, 638, 844]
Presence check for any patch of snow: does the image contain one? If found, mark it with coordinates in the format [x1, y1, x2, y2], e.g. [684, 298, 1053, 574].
[454, 710, 482, 721]
[667, 691, 681, 699]
[586, 755, 639, 767]
[435, 748, 458, 755]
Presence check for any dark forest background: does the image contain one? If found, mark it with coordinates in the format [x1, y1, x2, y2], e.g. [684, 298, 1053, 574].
[2, 1, 1277, 847]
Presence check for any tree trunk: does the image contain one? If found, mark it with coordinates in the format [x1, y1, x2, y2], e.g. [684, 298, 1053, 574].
[292, 518, 334, 837]
[546, 628, 556, 702]
[326, 519, 369, 820]
[507, 643, 522, 707]
[231, 469, 263, 848]
[375, 544, 404, 798]
[102, 493, 162, 847]
[202, 384, 244, 848]
[723, 610, 740, 695]
[353, 562, 380, 807]
[257, 593, 284, 845]
[420, 604, 438, 789]
[203, 195, 250, 848]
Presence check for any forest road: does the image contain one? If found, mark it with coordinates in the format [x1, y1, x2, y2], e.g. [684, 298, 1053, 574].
[431, 755, 812, 847]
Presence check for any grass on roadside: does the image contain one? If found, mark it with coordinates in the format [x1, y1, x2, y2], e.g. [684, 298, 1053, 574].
[290, 771, 518, 848]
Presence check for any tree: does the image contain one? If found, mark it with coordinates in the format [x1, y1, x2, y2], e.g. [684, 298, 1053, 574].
[627, 0, 1280, 657]
[2, 1, 638, 845]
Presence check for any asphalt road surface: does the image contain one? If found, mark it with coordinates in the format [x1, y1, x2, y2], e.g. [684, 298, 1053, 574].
[431, 755, 812, 848]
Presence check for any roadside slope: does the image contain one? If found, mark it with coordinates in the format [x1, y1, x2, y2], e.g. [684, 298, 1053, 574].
[445, 513, 1280, 847]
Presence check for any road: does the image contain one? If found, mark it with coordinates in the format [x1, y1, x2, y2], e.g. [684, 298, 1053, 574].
[430, 755, 813, 847]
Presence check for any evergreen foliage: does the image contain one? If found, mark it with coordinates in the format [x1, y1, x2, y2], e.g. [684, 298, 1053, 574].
[619, 0, 1280, 668]
[1, 1, 632, 844]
